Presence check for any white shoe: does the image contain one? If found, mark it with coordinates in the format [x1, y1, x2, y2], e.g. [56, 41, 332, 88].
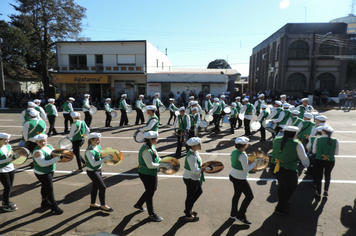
[230, 216, 244, 224]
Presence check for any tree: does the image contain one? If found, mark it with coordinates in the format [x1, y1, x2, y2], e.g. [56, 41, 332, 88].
[207, 59, 231, 69]
[9, 0, 86, 97]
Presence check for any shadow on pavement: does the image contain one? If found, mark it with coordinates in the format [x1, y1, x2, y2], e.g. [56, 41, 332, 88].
[111, 210, 145, 235]
[162, 216, 188, 236]
[113, 218, 150, 236]
[340, 198, 356, 236]
[212, 218, 249, 236]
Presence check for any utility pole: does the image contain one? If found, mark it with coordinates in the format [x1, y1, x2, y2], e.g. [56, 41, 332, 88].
[0, 38, 6, 108]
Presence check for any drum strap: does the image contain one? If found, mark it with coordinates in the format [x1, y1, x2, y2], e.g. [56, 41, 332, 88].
[29, 119, 40, 135]
[179, 115, 186, 130]
[74, 121, 83, 137]
[300, 122, 312, 133]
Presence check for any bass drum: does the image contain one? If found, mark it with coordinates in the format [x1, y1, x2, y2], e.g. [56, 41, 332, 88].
[159, 106, 166, 113]
[111, 110, 118, 118]
[250, 121, 261, 131]
[223, 106, 231, 114]
[89, 107, 97, 115]
[59, 138, 72, 150]
[199, 120, 209, 128]
[205, 114, 213, 122]
[126, 106, 133, 114]
[133, 130, 145, 143]
[265, 121, 277, 134]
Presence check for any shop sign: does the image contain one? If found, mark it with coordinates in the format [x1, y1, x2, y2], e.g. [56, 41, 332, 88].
[54, 74, 108, 84]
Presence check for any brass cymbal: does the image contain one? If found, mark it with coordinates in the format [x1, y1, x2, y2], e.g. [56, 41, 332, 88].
[248, 148, 270, 171]
[101, 147, 123, 166]
[159, 157, 180, 175]
[51, 149, 75, 163]
[10, 147, 30, 165]
[202, 161, 224, 173]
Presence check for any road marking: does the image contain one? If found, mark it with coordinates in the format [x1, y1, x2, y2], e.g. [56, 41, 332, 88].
[14, 169, 356, 184]
[0, 119, 14, 121]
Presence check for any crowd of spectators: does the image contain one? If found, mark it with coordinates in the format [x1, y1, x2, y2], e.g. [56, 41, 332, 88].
[339, 89, 356, 111]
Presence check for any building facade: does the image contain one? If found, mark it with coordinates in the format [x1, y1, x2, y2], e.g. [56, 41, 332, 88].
[54, 40, 172, 102]
[249, 23, 355, 96]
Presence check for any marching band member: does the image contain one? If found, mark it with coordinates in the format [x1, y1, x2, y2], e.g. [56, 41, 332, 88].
[286, 110, 303, 132]
[135, 131, 171, 222]
[104, 98, 112, 127]
[309, 115, 327, 138]
[229, 103, 238, 134]
[67, 112, 90, 173]
[183, 137, 204, 222]
[119, 94, 129, 126]
[210, 98, 222, 133]
[139, 106, 159, 132]
[152, 93, 164, 125]
[296, 98, 314, 119]
[32, 134, 64, 214]
[135, 95, 146, 125]
[297, 113, 315, 149]
[167, 98, 177, 125]
[256, 104, 269, 142]
[272, 103, 292, 135]
[186, 96, 195, 114]
[267, 101, 282, 120]
[280, 94, 287, 104]
[229, 137, 257, 225]
[312, 126, 339, 197]
[82, 94, 93, 128]
[23, 109, 46, 153]
[240, 98, 255, 136]
[63, 97, 75, 133]
[219, 95, 227, 126]
[235, 97, 243, 129]
[253, 94, 266, 116]
[306, 126, 323, 185]
[85, 133, 114, 212]
[45, 98, 58, 137]
[270, 126, 309, 216]
[20, 102, 39, 125]
[204, 94, 213, 115]
[189, 107, 200, 138]
[0, 133, 18, 212]
[174, 107, 191, 157]
[33, 99, 47, 121]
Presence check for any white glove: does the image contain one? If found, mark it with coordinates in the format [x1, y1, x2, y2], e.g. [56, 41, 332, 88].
[106, 154, 113, 161]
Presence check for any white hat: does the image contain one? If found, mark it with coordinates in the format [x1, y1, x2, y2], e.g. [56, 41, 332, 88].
[235, 97, 241, 100]
[316, 126, 324, 133]
[70, 112, 80, 118]
[144, 131, 159, 139]
[303, 113, 313, 119]
[315, 115, 327, 121]
[191, 101, 198, 105]
[169, 98, 174, 101]
[206, 94, 211, 97]
[292, 110, 300, 115]
[155, 93, 160, 96]
[275, 101, 282, 106]
[84, 94, 90, 97]
[282, 126, 299, 132]
[322, 126, 334, 133]
[231, 102, 237, 107]
[139, 95, 144, 98]
[282, 103, 290, 108]
[214, 98, 219, 102]
[258, 94, 265, 98]
[187, 137, 201, 146]
[179, 107, 185, 111]
[88, 133, 101, 139]
[220, 95, 225, 98]
[289, 105, 295, 110]
[121, 94, 127, 97]
[242, 98, 249, 102]
[0, 133, 11, 139]
[32, 134, 48, 141]
[191, 107, 198, 111]
[29, 109, 39, 117]
[105, 98, 111, 101]
[48, 98, 55, 102]
[235, 137, 249, 145]
[33, 99, 41, 104]
[189, 96, 194, 99]
[28, 102, 37, 107]
[280, 94, 286, 98]
[146, 105, 157, 111]
[68, 97, 75, 101]
[261, 104, 267, 109]
[301, 98, 309, 102]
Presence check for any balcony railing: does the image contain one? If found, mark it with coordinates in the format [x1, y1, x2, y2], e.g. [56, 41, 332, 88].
[54, 64, 145, 73]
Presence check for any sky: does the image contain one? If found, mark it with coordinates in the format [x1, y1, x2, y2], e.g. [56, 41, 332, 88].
[0, 0, 352, 76]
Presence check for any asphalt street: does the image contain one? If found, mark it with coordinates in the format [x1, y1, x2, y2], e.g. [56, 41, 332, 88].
[0, 108, 355, 236]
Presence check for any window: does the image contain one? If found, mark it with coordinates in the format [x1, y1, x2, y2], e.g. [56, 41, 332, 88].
[202, 84, 210, 94]
[117, 55, 135, 65]
[156, 59, 159, 68]
[319, 40, 338, 56]
[69, 55, 87, 69]
[286, 73, 306, 92]
[95, 55, 103, 64]
[316, 73, 335, 92]
[288, 40, 309, 59]
[276, 44, 280, 61]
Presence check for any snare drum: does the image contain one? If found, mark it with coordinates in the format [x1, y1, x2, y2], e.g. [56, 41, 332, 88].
[133, 130, 145, 143]
[265, 121, 277, 133]
[199, 120, 209, 128]
[159, 106, 166, 113]
[238, 113, 244, 120]
[142, 107, 147, 113]
[223, 106, 231, 114]
[126, 106, 133, 113]
[111, 110, 118, 118]
[59, 138, 73, 150]
[89, 107, 97, 115]
[205, 114, 213, 122]
[250, 121, 261, 131]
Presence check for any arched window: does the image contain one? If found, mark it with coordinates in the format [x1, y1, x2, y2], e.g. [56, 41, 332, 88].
[319, 40, 338, 56]
[316, 73, 335, 92]
[286, 73, 306, 91]
[288, 40, 309, 59]
[276, 44, 280, 61]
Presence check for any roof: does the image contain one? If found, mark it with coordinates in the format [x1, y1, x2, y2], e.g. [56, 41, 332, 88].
[56, 40, 146, 44]
[160, 68, 240, 75]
